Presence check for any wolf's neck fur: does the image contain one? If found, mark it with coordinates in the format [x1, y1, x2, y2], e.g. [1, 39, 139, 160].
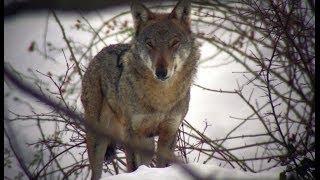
[121, 44, 199, 112]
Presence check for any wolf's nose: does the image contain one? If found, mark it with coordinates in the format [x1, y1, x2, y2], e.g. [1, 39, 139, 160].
[156, 67, 168, 80]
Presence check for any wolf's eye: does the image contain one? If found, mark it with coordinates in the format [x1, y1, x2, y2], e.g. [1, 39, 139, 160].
[145, 40, 154, 49]
[170, 39, 180, 48]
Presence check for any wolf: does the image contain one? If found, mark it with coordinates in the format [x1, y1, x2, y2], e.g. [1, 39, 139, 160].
[81, 0, 200, 179]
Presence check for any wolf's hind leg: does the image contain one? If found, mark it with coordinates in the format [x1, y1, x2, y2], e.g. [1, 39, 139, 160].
[87, 132, 109, 180]
[124, 147, 137, 172]
[104, 143, 116, 163]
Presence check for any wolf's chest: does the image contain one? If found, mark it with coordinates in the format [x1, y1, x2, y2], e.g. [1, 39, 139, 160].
[129, 113, 164, 137]
[129, 113, 181, 137]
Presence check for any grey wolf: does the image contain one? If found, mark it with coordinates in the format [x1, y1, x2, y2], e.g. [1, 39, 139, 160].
[81, 0, 200, 179]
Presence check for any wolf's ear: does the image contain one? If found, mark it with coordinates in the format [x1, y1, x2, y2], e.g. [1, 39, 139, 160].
[131, 0, 154, 27]
[169, 0, 191, 25]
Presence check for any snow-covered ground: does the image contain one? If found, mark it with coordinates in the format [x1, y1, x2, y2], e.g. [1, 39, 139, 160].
[103, 163, 278, 180]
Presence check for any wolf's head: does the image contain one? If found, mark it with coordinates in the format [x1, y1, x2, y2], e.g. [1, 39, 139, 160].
[131, 0, 195, 81]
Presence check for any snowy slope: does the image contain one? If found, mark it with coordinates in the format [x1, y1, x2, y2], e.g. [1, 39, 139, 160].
[102, 163, 279, 180]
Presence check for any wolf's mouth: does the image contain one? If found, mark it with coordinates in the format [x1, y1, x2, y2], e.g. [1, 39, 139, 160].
[157, 76, 169, 81]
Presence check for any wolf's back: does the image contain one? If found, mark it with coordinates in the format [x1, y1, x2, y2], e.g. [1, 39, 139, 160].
[94, 43, 131, 73]
[81, 44, 131, 123]
[91, 43, 131, 91]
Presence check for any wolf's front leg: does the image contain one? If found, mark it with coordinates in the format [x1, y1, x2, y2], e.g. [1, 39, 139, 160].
[156, 121, 179, 167]
[125, 136, 155, 172]
[139, 137, 155, 166]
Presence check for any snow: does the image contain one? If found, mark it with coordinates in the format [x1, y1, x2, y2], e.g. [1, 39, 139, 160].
[102, 163, 278, 180]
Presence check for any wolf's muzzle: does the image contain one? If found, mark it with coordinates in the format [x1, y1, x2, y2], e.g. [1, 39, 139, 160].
[155, 67, 168, 81]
